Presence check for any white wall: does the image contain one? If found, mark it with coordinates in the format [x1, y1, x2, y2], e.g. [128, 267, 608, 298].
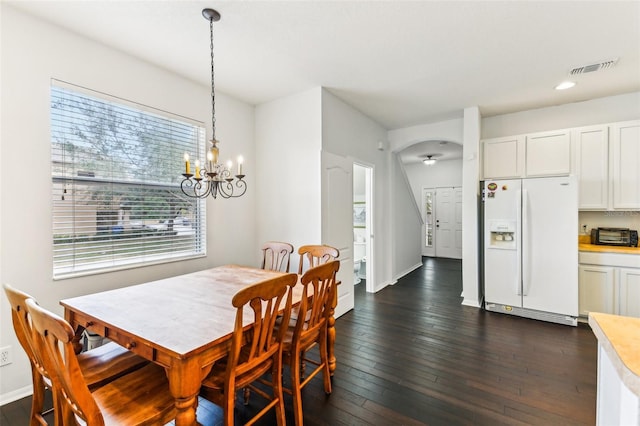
[391, 156, 424, 280]
[254, 88, 323, 267]
[461, 107, 481, 307]
[0, 5, 256, 403]
[404, 159, 463, 206]
[321, 90, 415, 291]
[388, 118, 464, 152]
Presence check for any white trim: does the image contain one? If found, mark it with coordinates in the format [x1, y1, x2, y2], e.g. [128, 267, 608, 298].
[394, 261, 423, 282]
[0, 385, 33, 407]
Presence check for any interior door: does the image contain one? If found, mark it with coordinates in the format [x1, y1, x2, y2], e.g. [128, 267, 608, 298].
[321, 150, 354, 318]
[435, 187, 462, 259]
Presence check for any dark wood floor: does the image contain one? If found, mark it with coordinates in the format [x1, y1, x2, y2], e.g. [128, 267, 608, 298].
[1, 257, 597, 425]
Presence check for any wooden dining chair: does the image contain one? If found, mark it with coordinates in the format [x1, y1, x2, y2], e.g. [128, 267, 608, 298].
[3, 284, 149, 425]
[297, 244, 340, 275]
[282, 260, 340, 426]
[24, 297, 177, 426]
[199, 272, 298, 426]
[261, 241, 294, 272]
[294, 244, 340, 323]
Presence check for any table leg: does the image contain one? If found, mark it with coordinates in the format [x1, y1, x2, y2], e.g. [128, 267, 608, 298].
[63, 311, 85, 355]
[168, 358, 210, 426]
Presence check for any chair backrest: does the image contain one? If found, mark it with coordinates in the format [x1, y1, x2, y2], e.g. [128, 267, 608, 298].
[294, 260, 340, 345]
[297, 244, 339, 275]
[25, 298, 104, 425]
[226, 273, 298, 385]
[3, 284, 49, 382]
[261, 241, 294, 272]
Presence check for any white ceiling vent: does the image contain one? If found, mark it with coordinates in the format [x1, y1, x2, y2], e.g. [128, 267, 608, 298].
[569, 58, 618, 76]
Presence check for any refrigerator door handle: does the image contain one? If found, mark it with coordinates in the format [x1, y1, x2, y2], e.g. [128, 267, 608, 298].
[516, 189, 522, 296]
[522, 188, 530, 296]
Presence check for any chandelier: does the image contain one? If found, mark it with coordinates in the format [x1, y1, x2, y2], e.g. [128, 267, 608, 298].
[181, 8, 247, 199]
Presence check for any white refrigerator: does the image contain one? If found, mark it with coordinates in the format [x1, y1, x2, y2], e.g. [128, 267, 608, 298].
[483, 176, 578, 326]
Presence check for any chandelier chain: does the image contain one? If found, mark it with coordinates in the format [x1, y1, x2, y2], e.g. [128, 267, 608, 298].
[210, 16, 216, 141]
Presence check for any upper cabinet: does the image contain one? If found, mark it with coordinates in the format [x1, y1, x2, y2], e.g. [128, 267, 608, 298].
[611, 121, 640, 210]
[575, 120, 640, 210]
[482, 120, 639, 211]
[575, 125, 609, 210]
[482, 135, 525, 179]
[525, 130, 572, 177]
[482, 129, 571, 179]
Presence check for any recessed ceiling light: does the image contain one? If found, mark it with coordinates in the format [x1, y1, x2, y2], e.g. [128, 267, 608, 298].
[555, 81, 576, 90]
[423, 155, 436, 166]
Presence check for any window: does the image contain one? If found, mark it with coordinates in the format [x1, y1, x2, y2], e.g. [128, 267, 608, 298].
[424, 190, 433, 247]
[51, 81, 206, 278]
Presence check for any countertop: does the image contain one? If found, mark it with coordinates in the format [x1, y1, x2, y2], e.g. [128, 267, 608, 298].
[578, 235, 640, 255]
[589, 312, 640, 396]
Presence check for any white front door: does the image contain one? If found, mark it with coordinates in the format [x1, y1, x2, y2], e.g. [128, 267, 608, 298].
[321, 150, 354, 319]
[435, 187, 463, 259]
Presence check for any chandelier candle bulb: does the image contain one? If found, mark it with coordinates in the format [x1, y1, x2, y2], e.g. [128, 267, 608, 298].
[184, 152, 190, 175]
[237, 156, 243, 175]
[212, 145, 219, 164]
[195, 160, 201, 178]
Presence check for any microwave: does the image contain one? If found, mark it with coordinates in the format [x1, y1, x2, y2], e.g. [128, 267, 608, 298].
[591, 227, 639, 247]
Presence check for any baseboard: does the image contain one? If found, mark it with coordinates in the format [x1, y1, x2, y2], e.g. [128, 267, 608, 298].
[373, 280, 394, 292]
[394, 262, 423, 282]
[461, 298, 482, 308]
[0, 385, 32, 406]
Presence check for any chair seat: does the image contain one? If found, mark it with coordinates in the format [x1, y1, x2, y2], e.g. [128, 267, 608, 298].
[79, 341, 149, 390]
[92, 363, 176, 425]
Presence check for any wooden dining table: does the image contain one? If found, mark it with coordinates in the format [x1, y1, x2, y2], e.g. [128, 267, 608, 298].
[60, 264, 337, 426]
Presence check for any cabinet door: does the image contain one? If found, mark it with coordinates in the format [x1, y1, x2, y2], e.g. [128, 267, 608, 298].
[575, 126, 609, 210]
[526, 130, 572, 177]
[618, 268, 640, 318]
[611, 120, 640, 209]
[579, 265, 615, 316]
[482, 136, 524, 179]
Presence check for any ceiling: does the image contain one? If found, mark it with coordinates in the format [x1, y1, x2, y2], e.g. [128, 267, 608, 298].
[6, 0, 640, 163]
[398, 140, 463, 164]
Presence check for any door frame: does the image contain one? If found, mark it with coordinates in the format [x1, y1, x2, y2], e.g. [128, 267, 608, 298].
[353, 160, 375, 293]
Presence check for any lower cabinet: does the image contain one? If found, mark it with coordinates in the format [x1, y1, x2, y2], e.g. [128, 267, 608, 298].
[579, 252, 640, 319]
[619, 268, 640, 317]
[579, 265, 615, 316]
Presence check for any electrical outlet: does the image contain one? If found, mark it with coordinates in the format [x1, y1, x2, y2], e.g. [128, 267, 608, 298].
[0, 346, 12, 367]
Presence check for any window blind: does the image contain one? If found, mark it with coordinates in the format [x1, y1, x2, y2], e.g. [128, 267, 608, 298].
[51, 81, 206, 278]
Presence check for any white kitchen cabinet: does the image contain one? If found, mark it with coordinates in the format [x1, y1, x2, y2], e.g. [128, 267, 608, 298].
[579, 265, 616, 316]
[579, 251, 640, 319]
[611, 120, 640, 209]
[618, 268, 640, 317]
[525, 129, 572, 177]
[482, 130, 572, 180]
[575, 125, 609, 210]
[482, 135, 524, 179]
